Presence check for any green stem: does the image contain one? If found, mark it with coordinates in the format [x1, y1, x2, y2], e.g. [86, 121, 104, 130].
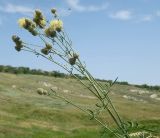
[49, 89, 122, 138]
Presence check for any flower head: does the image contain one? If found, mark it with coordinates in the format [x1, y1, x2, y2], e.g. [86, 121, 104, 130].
[18, 18, 37, 36]
[44, 27, 56, 37]
[40, 19, 46, 27]
[12, 35, 23, 52]
[18, 18, 26, 28]
[18, 18, 36, 29]
[69, 53, 79, 65]
[50, 19, 63, 32]
[33, 9, 46, 28]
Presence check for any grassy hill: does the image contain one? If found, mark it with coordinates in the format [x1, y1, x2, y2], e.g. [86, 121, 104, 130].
[0, 72, 160, 138]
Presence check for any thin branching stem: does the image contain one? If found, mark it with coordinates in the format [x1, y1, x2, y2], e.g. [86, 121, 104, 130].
[13, 12, 134, 138]
[49, 89, 123, 138]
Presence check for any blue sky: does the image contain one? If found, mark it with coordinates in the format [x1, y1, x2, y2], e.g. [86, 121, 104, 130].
[0, 0, 160, 85]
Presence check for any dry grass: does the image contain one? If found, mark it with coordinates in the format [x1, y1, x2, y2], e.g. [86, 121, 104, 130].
[0, 72, 160, 137]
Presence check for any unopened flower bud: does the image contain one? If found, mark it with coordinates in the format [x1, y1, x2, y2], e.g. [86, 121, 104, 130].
[41, 48, 50, 55]
[51, 8, 57, 14]
[35, 10, 42, 17]
[33, 9, 46, 28]
[69, 53, 79, 65]
[28, 27, 38, 36]
[12, 35, 20, 42]
[44, 27, 56, 38]
[69, 57, 76, 65]
[73, 53, 79, 59]
[12, 35, 24, 51]
[15, 46, 22, 52]
[45, 43, 52, 50]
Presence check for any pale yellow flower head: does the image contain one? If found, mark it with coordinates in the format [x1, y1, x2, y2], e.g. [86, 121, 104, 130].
[40, 19, 46, 27]
[50, 20, 63, 32]
[17, 18, 37, 36]
[18, 18, 26, 28]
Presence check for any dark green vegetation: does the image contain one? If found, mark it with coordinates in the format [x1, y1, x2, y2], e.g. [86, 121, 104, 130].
[0, 65, 67, 78]
[0, 72, 160, 138]
[1, 65, 160, 91]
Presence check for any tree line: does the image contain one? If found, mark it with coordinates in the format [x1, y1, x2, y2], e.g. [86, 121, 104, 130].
[0, 65, 159, 91]
[0, 65, 66, 78]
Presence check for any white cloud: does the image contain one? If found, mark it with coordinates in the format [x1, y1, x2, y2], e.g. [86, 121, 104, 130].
[109, 10, 132, 21]
[0, 3, 33, 15]
[135, 14, 154, 23]
[66, 0, 108, 12]
[141, 15, 153, 22]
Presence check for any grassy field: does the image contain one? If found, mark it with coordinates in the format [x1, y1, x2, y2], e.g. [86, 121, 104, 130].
[0, 72, 160, 138]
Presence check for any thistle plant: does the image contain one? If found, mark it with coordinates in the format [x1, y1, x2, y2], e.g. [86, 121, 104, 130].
[12, 9, 151, 138]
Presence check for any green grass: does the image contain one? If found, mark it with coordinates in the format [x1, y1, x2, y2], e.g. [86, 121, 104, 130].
[0, 73, 160, 137]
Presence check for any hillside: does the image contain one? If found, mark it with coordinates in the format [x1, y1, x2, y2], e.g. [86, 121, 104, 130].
[0, 72, 160, 138]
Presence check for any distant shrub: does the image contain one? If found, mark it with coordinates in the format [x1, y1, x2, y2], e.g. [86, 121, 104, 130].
[1, 65, 160, 92]
[0, 65, 68, 78]
[135, 84, 160, 91]
[116, 81, 129, 85]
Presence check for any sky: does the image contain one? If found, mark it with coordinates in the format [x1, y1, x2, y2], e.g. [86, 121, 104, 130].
[0, 0, 160, 85]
